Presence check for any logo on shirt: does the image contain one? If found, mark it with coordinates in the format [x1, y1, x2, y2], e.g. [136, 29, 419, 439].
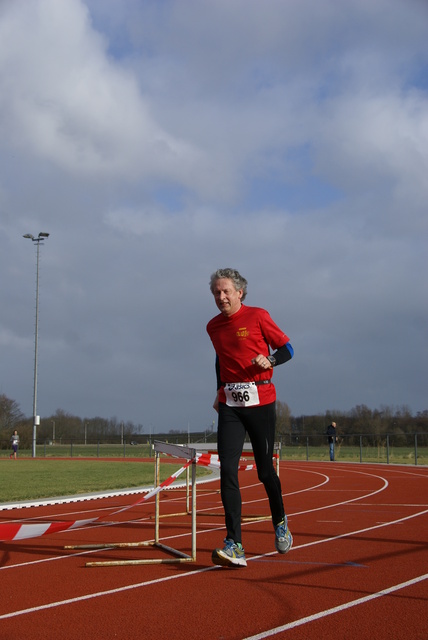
[236, 327, 249, 340]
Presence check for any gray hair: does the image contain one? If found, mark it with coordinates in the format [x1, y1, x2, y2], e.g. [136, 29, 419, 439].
[209, 268, 248, 301]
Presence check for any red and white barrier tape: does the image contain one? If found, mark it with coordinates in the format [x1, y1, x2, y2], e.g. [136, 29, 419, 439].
[0, 451, 261, 542]
[196, 452, 256, 471]
[0, 458, 193, 542]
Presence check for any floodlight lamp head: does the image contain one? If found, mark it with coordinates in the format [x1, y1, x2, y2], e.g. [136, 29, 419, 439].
[38, 232, 49, 238]
[23, 234, 34, 239]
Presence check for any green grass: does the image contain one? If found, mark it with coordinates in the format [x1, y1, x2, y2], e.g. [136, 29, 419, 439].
[0, 459, 208, 503]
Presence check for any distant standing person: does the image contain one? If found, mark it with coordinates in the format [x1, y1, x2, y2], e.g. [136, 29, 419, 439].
[10, 430, 19, 459]
[207, 268, 294, 567]
[326, 422, 338, 461]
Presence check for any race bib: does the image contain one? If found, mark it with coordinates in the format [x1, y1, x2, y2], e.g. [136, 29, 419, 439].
[224, 382, 260, 407]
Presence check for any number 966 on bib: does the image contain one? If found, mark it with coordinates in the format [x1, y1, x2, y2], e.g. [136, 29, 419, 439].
[224, 382, 260, 407]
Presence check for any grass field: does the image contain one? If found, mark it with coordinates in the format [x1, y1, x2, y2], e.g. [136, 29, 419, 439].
[0, 458, 208, 504]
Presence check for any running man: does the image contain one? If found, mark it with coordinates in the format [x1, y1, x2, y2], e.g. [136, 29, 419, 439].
[207, 268, 294, 567]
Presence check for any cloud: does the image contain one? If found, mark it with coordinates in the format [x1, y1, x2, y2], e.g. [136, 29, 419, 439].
[0, 0, 205, 187]
[0, 0, 427, 431]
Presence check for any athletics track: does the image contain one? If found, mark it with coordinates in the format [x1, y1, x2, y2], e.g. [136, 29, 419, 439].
[0, 460, 427, 640]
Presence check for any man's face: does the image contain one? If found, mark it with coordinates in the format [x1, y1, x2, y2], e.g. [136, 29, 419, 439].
[212, 278, 243, 317]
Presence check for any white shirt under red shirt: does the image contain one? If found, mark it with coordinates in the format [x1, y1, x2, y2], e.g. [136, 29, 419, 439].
[206, 304, 290, 407]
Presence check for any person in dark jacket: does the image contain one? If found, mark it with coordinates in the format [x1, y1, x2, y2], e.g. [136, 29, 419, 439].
[326, 422, 338, 461]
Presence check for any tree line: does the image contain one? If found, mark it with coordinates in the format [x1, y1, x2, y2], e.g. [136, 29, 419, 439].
[0, 396, 143, 449]
[275, 401, 428, 446]
[0, 393, 427, 450]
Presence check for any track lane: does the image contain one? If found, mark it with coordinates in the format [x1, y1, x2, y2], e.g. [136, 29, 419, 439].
[0, 462, 426, 640]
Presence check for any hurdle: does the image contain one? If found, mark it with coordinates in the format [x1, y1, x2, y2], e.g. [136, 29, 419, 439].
[176, 441, 281, 475]
[160, 441, 282, 522]
[67, 441, 198, 568]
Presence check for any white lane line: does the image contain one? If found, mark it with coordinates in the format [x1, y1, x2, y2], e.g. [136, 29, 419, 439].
[250, 508, 428, 557]
[0, 563, 218, 620]
[241, 573, 428, 639]
[0, 467, 389, 572]
[288, 469, 389, 518]
[1, 507, 427, 621]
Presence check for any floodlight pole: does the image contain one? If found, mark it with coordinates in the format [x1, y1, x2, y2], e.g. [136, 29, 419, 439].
[23, 232, 50, 458]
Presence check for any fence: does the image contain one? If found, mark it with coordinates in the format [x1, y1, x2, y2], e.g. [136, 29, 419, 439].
[278, 432, 427, 465]
[0, 432, 426, 465]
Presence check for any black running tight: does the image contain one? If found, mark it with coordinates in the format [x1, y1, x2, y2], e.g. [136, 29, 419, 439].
[217, 402, 285, 544]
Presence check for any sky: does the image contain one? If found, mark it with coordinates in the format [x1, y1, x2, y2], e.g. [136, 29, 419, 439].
[1, 0, 427, 433]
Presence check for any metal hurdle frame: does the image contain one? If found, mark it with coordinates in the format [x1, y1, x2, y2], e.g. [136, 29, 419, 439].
[66, 441, 198, 568]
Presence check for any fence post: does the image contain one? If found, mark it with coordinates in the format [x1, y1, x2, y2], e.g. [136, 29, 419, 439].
[306, 437, 309, 461]
[359, 436, 362, 463]
[97, 440, 100, 458]
[415, 433, 418, 466]
[70, 439, 73, 458]
[386, 434, 390, 464]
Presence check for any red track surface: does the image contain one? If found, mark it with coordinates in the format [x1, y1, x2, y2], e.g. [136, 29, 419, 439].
[1, 461, 427, 640]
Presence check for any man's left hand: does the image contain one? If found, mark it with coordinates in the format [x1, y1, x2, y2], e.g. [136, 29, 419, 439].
[251, 355, 273, 370]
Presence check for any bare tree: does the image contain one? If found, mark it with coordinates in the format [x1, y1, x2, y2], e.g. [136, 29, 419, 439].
[276, 400, 291, 437]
